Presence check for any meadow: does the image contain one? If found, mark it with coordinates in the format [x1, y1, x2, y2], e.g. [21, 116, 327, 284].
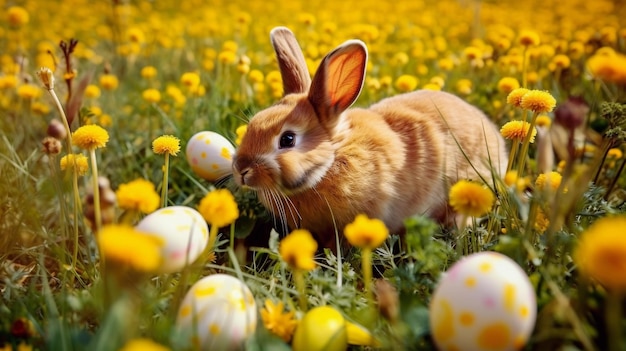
[1, 0, 626, 350]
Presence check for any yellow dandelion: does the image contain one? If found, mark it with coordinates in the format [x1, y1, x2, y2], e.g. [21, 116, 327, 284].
[551, 54, 571, 70]
[0, 75, 18, 90]
[607, 148, 623, 159]
[279, 229, 317, 271]
[518, 29, 540, 46]
[85, 84, 101, 98]
[235, 125, 247, 145]
[520, 90, 557, 113]
[118, 338, 170, 351]
[152, 135, 180, 155]
[535, 115, 552, 128]
[222, 40, 238, 53]
[506, 88, 530, 108]
[534, 208, 550, 233]
[32, 102, 51, 115]
[391, 52, 410, 67]
[448, 180, 495, 217]
[587, 53, 626, 85]
[126, 27, 145, 44]
[503, 170, 519, 188]
[422, 83, 442, 91]
[575, 216, 626, 291]
[99, 74, 119, 90]
[72, 124, 109, 150]
[60, 154, 89, 176]
[115, 178, 160, 214]
[297, 12, 317, 26]
[500, 120, 537, 143]
[180, 72, 200, 88]
[248, 70, 265, 84]
[98, 225, 162, 273]
[17, 84, 41, 100]
[463, 46, 482, 61]
[218, 50, 237, 65]
[260, 299, 298, 342]
[535, 171, 563, 192]
[7, 6, 29, 27]
[141, 66, 158, 79]
[497, 77, 520, 94]
[394, 74, 419, 92]
[265, 70, 282, 84]
[142, 88, 161, 103]
[344, 214, 389, 249]
[197, 189, 239, 228]
[456, 79, 473, 95]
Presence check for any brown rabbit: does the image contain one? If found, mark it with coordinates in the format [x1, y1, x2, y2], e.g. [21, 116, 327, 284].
[233, 27, 507, 249]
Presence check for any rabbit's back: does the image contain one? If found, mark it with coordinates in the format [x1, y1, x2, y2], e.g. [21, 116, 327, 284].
[368, 89, 507, 224]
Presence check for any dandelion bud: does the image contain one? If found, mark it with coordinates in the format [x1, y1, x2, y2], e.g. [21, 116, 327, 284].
[554, 96, 588, 131]
[86, 177, 116, 207]
[36, 67, 55, 90]
[42, 136, 62, 155]
[47, 118, 67, 139]
[375, 279, 399, 323]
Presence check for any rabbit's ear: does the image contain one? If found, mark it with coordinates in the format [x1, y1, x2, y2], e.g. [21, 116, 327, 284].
[270, 27, 311, 95]
[308, 40, 367, 128]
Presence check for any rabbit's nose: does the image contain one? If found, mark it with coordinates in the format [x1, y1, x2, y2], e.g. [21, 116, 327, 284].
[238, 168, 250, 185]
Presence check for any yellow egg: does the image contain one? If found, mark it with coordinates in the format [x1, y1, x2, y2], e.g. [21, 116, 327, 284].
[292, 306, 348, 351]
[186, 131, 235, 181]
[175, 274, 257, 351]
[134, 206, 208, 273]
[429, 252, 537, 351]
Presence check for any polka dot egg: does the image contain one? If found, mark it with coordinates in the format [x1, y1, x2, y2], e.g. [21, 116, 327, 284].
[186, 131, 235, 181]
[134, 206, 208, 273]
[176, 274, 257, 351]
[429, 252, 537, 351]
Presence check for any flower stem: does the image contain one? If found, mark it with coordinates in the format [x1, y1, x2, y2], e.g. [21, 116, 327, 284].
[506, 139, 520, 173]
[606, 291, 623, 351]
[362, 247, 374, 308]
[522, 46, 529, 88]
[46, 88, 72, 150]
[516, 112, 539, 177]
[72, 168, 81, 268]
[89, 149, 102, 233]
[294, 269, 307, 312]
[207, 224, 218, 252]
[161, 153, 170, 208]
[456, 214, 469, 256]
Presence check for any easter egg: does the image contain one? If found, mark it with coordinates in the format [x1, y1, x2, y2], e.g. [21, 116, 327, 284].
[292, 306, 348, 351]
[176, 274, 257, 351]
[429, 252, 537, 351]
[135, 206, 208, 273]
[186, 131, 235, 181]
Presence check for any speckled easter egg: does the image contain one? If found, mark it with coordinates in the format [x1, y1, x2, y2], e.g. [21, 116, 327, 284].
[175, 274, 257, 351]
[186, 131, 235, 181]
[429, 252, 537, 351]
[135, 206, 208, 273]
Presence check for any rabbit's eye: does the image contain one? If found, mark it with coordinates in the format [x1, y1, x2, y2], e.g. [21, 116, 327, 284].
[279, 131, 296, 149]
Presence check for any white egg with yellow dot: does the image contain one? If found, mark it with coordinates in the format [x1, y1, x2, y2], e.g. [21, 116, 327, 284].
[134, 206, 208, 273]
[186, 131, 235, 181]
[429, 251, 537, 351]
[175, 274, 257, 351]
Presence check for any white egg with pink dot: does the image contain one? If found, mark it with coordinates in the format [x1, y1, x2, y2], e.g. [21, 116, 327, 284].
[175, 274, 257, 351]
[186, 131, 235, 181]
[429, 251, 537, 351]
[134, 206, 208, 273]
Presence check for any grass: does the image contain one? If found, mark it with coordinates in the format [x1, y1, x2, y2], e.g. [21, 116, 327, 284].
[1, 0, 626, 350]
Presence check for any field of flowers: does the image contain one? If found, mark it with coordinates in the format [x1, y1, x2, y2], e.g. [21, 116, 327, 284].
[1, 0, 626, 350]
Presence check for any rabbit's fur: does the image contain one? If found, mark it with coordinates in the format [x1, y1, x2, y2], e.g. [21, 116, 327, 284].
[233, 27, 507, 248]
